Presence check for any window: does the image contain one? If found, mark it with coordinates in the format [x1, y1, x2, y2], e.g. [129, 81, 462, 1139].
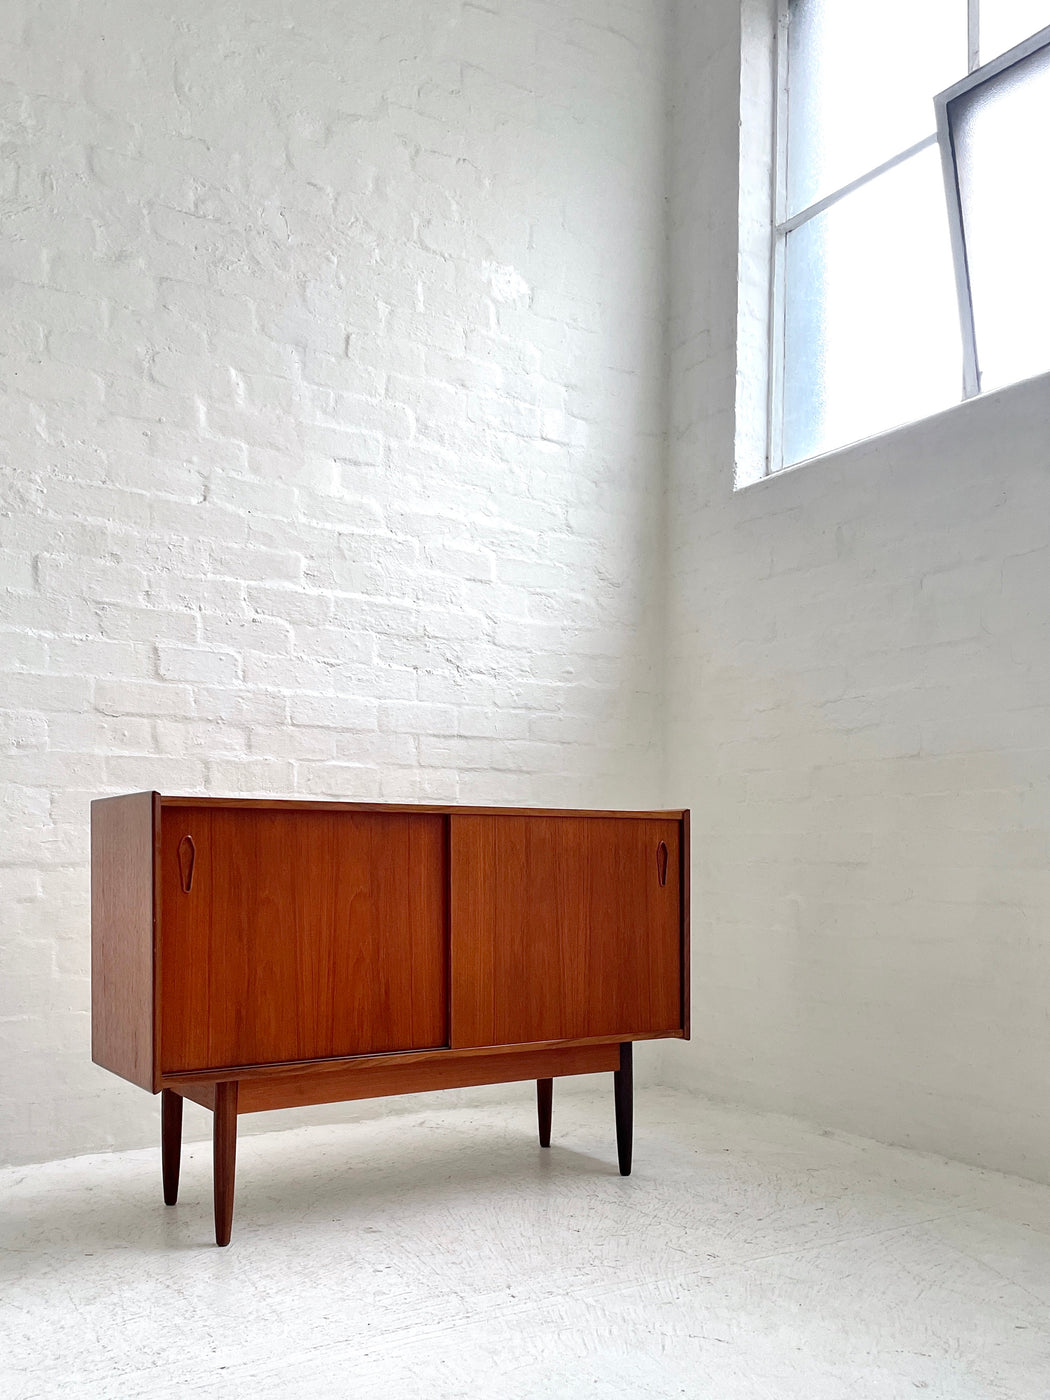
[770, 1, 1050, 473]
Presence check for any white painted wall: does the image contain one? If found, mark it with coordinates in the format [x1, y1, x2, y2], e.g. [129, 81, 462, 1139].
[662, 0, 1050, 1184]
[0, 0, 669, 1167]
[8, 0, 1048, 1187]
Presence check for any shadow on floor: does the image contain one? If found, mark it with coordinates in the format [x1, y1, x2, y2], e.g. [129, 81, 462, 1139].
[1, 1124, 622, 1260]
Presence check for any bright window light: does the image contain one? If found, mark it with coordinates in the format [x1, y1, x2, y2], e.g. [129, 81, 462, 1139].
[940, 36, 1050, 391]
[785, 0, 964, 216]
[770, 1, 1050, 474]
[782, 146, 961, 467]
[981, 0, 1050, 61]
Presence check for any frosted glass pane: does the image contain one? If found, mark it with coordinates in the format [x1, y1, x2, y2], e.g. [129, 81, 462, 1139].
[980, 1, 1050, 61]
[950, 40, 1050, 390]
[787, 0, 965, 214]
[782, 146, 962, 467]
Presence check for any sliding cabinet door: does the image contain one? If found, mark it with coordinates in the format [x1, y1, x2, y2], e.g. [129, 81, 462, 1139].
[450, 815, 682, 1049]
[160, 807, 447, 1073]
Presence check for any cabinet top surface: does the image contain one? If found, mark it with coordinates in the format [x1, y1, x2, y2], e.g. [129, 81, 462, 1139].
[92, 792, 688, 820]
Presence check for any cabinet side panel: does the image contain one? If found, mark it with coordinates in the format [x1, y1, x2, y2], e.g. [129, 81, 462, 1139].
[91, 792, 156, 1090]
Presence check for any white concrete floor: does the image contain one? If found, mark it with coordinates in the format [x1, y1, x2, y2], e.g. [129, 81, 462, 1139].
[4, 1085, 1050, 1399]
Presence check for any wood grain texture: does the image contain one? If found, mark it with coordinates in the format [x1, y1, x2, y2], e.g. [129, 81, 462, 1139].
[213, 1081, 238, 1247]
[172, 1082, 216, 1112]
[91, 791, 157, 1091]
[161, 797, 685, 820]
[537, 1078, 553, 1147]
[450, 815, 683, 1048]
[614, 1041, 633, 1176]
[161, 1089, 182, 1205]
[160, 807, 447, 1073]
[173, 1043, 622, 1114]
[159, 1031, 678, 1086]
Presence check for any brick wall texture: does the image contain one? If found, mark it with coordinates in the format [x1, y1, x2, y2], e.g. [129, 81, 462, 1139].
[11, 0, 1050, 1188]
[662, 0, 1050, 1185]
[0, 0, 668, 1164]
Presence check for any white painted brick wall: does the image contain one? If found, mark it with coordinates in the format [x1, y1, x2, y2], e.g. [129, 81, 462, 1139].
[0, 0, 668, 1166]
[664, 0, 1050, 1185]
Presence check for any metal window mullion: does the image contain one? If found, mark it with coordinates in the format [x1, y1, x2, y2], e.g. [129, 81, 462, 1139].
[968, 0, 980, 71]
[934, 96, 981, 397]
[767, 0, 791, 476]
[777, 133, 937, 237]
[932, 23, 1050, 401]
[768, 228, 788, 476]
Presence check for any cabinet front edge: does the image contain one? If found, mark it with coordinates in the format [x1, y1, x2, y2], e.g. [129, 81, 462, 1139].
[160, 1029, 686, 1086]
[156, 794, 688, 819]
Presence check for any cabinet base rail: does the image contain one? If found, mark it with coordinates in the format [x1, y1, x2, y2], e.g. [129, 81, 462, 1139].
[161, 1042, 635, 1246]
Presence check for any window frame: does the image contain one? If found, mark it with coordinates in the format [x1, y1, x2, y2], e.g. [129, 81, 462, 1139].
[767, 0, 995, 475]
[934, 21, 1050, 398]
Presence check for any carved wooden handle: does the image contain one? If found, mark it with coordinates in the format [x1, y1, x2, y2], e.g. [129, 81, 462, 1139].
[178, 835, 195, 893]
[656, 840, 668, 887]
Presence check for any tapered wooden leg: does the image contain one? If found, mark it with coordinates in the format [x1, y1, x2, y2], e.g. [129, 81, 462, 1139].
[213, 1081, 239, 1247]
[161, 1089, 184, 1205]
[537, 1078, 553, 1148]
[614, 1042, 633, 1177]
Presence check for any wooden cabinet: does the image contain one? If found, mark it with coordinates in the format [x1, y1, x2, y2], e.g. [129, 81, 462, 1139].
[450, 815, 682, 1048]
[92, 794, 689, 1244]
[160, 807, 447, 1071]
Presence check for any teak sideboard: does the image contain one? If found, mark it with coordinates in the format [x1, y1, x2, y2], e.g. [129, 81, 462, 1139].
[91, 794, 690, 1244]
